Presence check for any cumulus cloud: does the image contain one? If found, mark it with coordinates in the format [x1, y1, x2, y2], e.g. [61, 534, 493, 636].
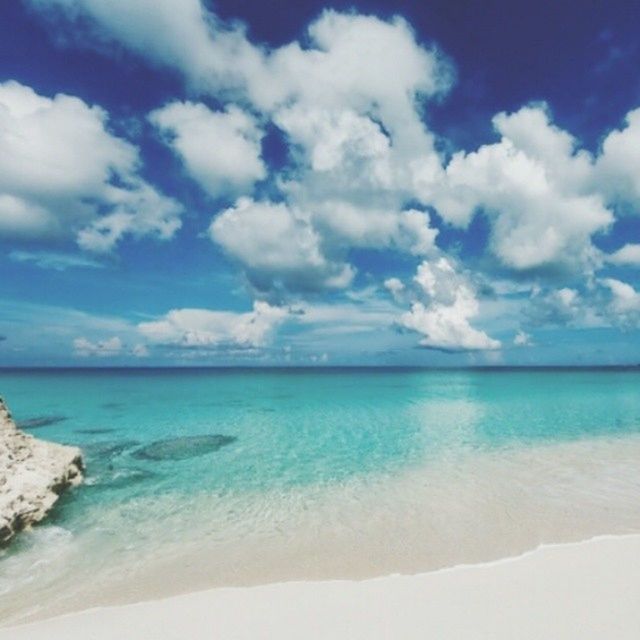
[595, 108, 640, 211]
[607, 244, 640, 266]
[149, 101, 266, 198]
[302, 201, 439, 254]
[513, 330, 532, 346]
[433, 104, 612, 274]
[384, 277, 406, 302]
[208, 11, 444, 295]
[138, 301, 289, 349]
[206, 100, 440, 294]
[31, 3, 450, 294]
[0, 80, 182, 252]
[398, 258, 500, 351]
[525, 279, 640, 330]
[0, 194, 52, 238]
[260, 12, 448, 275]
[209, 198, 354, 294]
[73, 336, 122, 357]
[273, 104, 437, 208]
[132, 343, 149, 358]
[0, 299, 145, 364]
[24, 0, 640, 352]
[27, 0, 263, 95]
[600, 278, 640, 328]
[30, 3, 452, 111]
[255, 11, 451, 112]
[525, 287, 584, 326]
[209, 197, 438, 296]
[76, 182, 182, 252]
[430, 103, 640, 278]
[275, 107, 392, 180]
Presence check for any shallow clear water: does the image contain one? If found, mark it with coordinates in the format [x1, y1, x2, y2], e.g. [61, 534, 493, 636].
[1, 367, 640, 622]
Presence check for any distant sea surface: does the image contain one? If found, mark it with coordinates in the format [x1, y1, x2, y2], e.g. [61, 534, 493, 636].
[2, 367, 640, 623]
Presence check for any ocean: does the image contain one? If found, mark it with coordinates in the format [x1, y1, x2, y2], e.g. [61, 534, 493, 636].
[1, 367, 640, 622]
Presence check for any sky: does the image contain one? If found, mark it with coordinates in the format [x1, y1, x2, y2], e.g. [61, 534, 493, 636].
[0, 0, 639, 367]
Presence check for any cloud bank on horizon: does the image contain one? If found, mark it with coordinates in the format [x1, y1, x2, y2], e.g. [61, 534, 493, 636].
[0, 0, 639, 365]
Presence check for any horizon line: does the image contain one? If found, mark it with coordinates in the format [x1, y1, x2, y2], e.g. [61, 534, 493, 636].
[0, 364, 639, 372]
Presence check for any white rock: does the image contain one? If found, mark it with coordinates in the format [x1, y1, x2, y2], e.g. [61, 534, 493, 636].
[0, 398, 83, 545]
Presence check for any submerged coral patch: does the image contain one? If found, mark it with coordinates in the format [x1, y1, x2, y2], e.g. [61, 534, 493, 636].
[89, 467, 156, 490]
[100, 402, 126, 410]
[16, 415, 68, 429]
[76, 428, 116, 435]
[132, 435, 237, 461]
[83, 440, 140, 459]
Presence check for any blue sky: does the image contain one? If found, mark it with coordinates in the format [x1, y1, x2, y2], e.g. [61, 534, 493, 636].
[0, 0, 639, 366]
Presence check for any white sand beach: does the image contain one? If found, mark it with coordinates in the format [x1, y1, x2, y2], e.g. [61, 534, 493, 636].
[2, 534, 639, 640]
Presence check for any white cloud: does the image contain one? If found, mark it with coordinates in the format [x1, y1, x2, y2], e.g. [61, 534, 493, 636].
[30, 4, 452, 117]
[149, 101, 266, 198]
[433, 104, 612, 273]
[73, 336, 122, 357]
[607, 244, 640, 266]
[399, 258, 501, 351]
[31, 4, 450, 260]
[76, 181, 182, 253]
[0, 80, 182, 252]
[600, 278, 640, 327]
[525, 287, 584, 326]
[513, 330, 532, 346]
[202, 11, 444, 294]
[298, 201, 438, 254]
[209, 198, 354, 293]
[397, 210, 440, 256]
[0, 299, 142, 364]
[275, 103, 392, 178]
[275, 106, 394, 188]
[0, 81, 135, 195]
[595, 108, 640, 211]
[25, 0, 640, 350]
[132, 343, 149, 358]
[208, 196, 437, 296]
[0, 194, 54, 238]
[253, 11, 451, 129]
[401, 300, 500, 352]
[204, 96, 439, 295]
[138, 301, 289, 349]
[428, 104, 640, 277]
[28, 0, 263, 95]
[259, 12, 448, 275]
[384, 277, 405, 302]
[9, 250, 105, 270]
[525, 280, 640, 330]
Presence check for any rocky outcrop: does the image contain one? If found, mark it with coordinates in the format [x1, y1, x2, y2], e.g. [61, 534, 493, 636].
[0, 397, 83, 545]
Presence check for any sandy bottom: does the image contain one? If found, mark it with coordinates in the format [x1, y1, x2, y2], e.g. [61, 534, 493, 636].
[2, 434, 640, 626]
[1, 535, 639, 640]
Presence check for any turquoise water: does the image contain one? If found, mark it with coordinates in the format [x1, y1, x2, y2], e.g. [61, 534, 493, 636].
[1, 367, 640, 621]
[3, 368, 639, 488]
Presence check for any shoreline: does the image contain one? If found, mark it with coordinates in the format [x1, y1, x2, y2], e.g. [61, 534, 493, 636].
[2, 533, 639, 639]
[3, 432, 640, 625]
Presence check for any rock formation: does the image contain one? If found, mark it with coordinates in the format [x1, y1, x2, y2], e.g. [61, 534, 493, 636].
[0, 397, 83, 545]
